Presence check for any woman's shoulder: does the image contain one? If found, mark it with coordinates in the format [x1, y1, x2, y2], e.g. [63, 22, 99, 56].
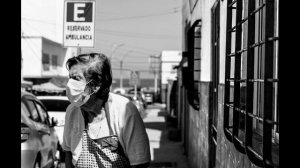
[109, 93, 138, 115]
[109, 92, 131, 105]
[65, 103, 82, 120]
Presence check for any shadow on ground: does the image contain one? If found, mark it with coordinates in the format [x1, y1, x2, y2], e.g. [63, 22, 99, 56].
[144, 105, 188, 168]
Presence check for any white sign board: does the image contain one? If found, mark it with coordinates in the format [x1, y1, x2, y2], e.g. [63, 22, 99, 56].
[129, 71, 140, 86]
[63, 0, 95, 47]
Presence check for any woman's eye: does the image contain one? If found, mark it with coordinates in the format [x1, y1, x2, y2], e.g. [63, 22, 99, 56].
[70, 76, 82, 81]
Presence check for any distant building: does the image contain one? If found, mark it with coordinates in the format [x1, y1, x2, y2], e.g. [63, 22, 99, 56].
[21, 36, 76, 86]
[160, 50, 182, 103]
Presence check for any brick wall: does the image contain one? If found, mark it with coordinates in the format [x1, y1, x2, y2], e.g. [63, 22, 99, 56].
[188, 82, 210, 168]
[186, 83, 260, 168]
[215, 84, 259, 168]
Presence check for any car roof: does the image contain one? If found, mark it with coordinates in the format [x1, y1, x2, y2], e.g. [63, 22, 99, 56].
[21, 90, 36, 97]
[37, 96, 69, 100]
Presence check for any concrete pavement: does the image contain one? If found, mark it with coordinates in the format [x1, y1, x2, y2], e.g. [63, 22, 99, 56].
[143, 103, 189, 168]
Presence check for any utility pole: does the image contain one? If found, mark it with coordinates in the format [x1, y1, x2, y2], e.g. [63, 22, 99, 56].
[120, 50, 133, 89]
[77, 45, 81, 55]
[149, 55, 160, 95]
[149, 54, 162, 102]
[120, 60, 123, 89]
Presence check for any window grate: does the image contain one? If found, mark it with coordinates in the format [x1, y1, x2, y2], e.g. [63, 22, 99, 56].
[186, 19, 202, 110]
[224, 0, 279, 167]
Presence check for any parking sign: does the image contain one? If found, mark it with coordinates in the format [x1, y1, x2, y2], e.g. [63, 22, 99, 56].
[63, 0, 95, 47]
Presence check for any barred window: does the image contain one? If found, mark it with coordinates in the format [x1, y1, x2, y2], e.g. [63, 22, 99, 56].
[187, 20, 201, 110]
[224, 0, 279, 167]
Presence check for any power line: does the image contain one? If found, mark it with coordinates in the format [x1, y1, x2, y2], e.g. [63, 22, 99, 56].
[97, 9, 181, 22]
[22, 19, 57, 36]
[95, 29, 180, 40]
[95, 39, 162, 53]
[93, 41, 159, 56]
[22, 17, 56, 26]
[22, 36, 42, 62]
[95, 29, 180, 39]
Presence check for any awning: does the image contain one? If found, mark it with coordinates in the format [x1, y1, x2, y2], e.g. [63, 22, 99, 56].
[21, 80, 33, 88]
[32, 82, 65, 93]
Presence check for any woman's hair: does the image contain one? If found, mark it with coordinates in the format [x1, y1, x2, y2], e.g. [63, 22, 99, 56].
[66, 53, 112, 98]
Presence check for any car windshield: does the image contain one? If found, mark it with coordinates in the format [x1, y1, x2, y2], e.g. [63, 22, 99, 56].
[39, 99, 70, 112]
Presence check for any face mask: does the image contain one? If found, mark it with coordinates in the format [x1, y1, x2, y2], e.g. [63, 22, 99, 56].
[66, 79, 94, 107]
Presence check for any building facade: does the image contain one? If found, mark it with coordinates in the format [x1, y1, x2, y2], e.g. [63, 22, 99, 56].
[160, 50, 182, 104]
[173, 0, 280, 168]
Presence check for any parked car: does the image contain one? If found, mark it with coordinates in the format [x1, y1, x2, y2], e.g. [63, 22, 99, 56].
[124, 93, 146, 116]
[143, 91, 154, 104]
[37, 96, 70, 163]
[127, 88, 147, 109]
[21, 91, 60, 168]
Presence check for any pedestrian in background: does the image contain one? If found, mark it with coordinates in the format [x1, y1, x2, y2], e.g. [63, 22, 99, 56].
[62, 53, 151, 168]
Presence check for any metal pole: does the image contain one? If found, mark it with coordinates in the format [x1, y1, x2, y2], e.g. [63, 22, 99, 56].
[120, 50, 132, 89]
[120, 60, 123, 89]
[154, 72, 157, 94]
[110, 43, 124, 60]
[77, 45, 81, 55]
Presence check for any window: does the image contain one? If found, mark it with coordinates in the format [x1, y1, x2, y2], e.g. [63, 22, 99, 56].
[39, 99, 70, 112]
[224, 0, 279, 167]
[26, 100, 40, 122]
[186, 20, 201, 110]
[42, 53, 50, 71]
[21, 102, 30, 123]
[35, 102, 49, 125]
[51, 55, 58, 69]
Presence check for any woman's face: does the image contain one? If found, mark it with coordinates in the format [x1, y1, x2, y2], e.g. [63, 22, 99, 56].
[69, 63, 101, 112]
[69, 64, 87, 83]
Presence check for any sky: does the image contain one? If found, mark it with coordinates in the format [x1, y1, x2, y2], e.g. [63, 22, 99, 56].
[21, 0, 182, 79]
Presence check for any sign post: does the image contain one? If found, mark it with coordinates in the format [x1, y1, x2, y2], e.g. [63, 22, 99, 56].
[63, 0, 95, 48]
[129, 71, 140, 100]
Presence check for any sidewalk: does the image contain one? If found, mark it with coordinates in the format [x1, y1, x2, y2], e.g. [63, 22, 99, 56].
[143, 103, 189, 168]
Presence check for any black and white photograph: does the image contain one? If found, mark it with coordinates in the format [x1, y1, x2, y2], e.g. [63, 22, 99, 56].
[21, 0, 280, 168]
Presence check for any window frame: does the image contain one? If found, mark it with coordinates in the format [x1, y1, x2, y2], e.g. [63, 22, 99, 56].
[223, 0, 279, 167]
[26, 99, 41, 122]
[186, 19, 201, 110]
[34, 101, 50, 126]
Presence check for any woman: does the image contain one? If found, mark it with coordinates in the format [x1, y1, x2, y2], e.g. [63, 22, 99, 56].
[62, 53, 151, 168]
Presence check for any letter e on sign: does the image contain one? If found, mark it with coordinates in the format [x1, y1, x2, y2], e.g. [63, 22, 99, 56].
[66, 2, 93, 22]
[74, 4, 85, 21]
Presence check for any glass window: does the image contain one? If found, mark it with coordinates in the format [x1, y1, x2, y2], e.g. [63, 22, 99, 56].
[27, 100, 40, 122]
[39, 99, 70, 112]
[21, 102, 30, 123]
[51, 55, 58, 69]
[35, 102, 49, 125]
[42, 53, 50, 71]
[224, 0, 279, 167]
